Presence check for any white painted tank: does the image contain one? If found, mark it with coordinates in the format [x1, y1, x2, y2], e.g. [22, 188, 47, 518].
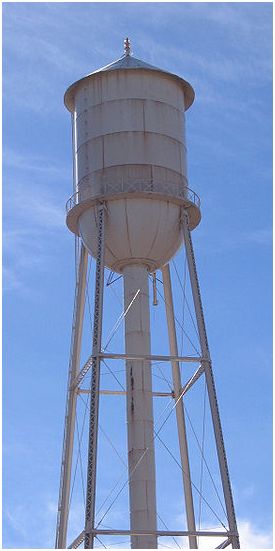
[65, 43, 200, 272]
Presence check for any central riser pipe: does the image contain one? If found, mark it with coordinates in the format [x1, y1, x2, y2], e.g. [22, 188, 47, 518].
[123, 265, 157, 549]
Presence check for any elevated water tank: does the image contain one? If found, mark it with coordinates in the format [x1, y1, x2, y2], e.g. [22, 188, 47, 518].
[65, 41, 200, 272]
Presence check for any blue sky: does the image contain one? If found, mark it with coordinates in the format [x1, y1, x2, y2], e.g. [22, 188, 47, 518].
[3, 2, 272, 549]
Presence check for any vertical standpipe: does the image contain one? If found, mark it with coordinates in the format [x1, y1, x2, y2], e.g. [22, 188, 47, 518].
[123, 265, 157, 549]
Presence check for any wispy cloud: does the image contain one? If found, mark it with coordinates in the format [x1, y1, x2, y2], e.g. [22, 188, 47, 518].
[3, 227, 62, 295]
[195, 225, 272, 256]
[4, 498, 132, 549]
[240, 228, 272, 246]
[3, 3, 271, 115]
[3, 154, 68, 293]
[4, 489, 273, 550]
[4, 499, 58, 548]
[171, 515, 273, 549]
[184, 2, 271, 35]
[213, 227, 272, 252]
[3, 148, 71, 179]
[4, 181, 65, 231]
[237, 519, 273, 548]
[3, 3, 122, 113]
[193, 519, 273, 549]
[241, 484, 255, 499]
[135, 4, 272, 82]
[3, 148, 68, 231]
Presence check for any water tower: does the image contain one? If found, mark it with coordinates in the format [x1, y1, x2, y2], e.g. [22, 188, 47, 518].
[56, 39, 240, 549]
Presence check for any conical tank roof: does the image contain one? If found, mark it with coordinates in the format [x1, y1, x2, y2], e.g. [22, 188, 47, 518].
[91, 53, 170, 73]
[64, 39, 195, 111]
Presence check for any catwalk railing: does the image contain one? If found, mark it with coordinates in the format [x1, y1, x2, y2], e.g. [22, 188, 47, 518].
[66, 180, 200, 213]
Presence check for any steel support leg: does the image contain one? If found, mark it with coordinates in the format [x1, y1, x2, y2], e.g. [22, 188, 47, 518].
[162, 263, 198, 549]
[181, 210, 240, 549]
[84, 204, 106, 548]
[56, 243, 88, 548]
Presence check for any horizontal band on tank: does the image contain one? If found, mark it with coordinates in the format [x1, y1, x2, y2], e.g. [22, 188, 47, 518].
[74, 98, 186, 145]
[76, 133, 187, 176]
[75, 130, 187, 155]
[74, 175, 193, 206]
[77, 164, 188, 192]
[74, 97, 186, 121]
[76, 126, 185, 150]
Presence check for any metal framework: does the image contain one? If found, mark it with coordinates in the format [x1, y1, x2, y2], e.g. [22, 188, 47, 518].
[84, 204, 106, 549]
[56, 243, 88, 549]
[68, 529, 234, 550]
[56, 204, 239, 549]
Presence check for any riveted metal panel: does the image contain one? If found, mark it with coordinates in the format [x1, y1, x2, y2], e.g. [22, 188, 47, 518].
[74, 70, 185, 112]
[79, 198, 183, 272]
[77, 132, 185, 176]
[70, 57, 199, 269]
[75, 99, 184, 147]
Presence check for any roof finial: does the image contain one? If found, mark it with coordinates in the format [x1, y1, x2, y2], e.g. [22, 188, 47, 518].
[124, 37, 131, 56]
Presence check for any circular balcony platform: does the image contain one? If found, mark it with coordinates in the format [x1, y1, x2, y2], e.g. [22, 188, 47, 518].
[66, 180, 201, 235]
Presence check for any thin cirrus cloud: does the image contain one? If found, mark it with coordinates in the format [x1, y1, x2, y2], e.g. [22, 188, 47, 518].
[186, 519, 273, 549]
[172, 511, 273, 549]
[3, 148, 71, 179]
[3, 3, 271, 115]
[3, 149, 68, 293]
[185, 1, 270, 32]
[4, 179, 65, 231]
[193, 227, 272, 257]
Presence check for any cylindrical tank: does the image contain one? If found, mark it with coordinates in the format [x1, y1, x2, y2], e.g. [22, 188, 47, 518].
[65, 46, 200, 273]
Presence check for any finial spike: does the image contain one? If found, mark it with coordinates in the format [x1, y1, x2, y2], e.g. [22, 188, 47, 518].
[124, 37, 131, 56]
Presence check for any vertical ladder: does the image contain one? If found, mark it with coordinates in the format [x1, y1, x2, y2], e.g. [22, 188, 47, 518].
[84, 204, 106, 548]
